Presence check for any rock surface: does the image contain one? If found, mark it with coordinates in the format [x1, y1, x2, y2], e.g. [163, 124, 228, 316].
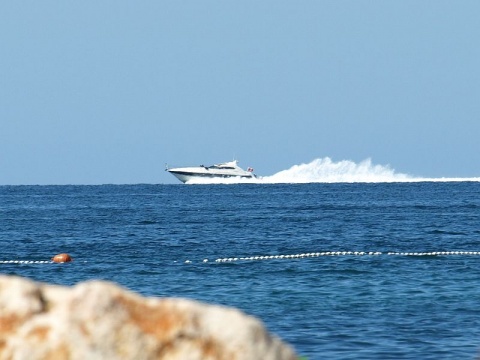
[0, 275, 297, 360]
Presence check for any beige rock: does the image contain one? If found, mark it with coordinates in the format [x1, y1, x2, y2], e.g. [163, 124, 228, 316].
[0, 275, 297, 360]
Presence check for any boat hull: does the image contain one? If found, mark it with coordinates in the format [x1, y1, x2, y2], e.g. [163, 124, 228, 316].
[166, 161, 257, 183]
[168, 170, 255, 183]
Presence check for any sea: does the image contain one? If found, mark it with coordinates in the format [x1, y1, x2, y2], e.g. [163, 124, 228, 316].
[1, 159, 480, 359]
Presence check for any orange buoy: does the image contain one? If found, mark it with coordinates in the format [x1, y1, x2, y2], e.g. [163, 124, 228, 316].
[52, 253, 72, 263]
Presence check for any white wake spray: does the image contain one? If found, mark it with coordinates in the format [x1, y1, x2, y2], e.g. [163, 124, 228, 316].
[262, 157, 411, 183]
[185, 157, 480, 184]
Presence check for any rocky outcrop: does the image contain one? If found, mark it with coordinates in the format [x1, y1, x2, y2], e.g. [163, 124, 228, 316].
[0, 275, 296, 360]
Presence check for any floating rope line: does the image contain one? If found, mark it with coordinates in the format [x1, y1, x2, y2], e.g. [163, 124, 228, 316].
[2, 251, 480, 265]
[0, 260, 53, 264]
[185, 251, 480, 264]
[0, 253, 72, 265]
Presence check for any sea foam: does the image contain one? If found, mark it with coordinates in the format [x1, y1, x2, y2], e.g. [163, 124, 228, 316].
[263, 157, 410, 183]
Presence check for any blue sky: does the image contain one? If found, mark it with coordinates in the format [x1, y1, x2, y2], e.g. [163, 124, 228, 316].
[1, 1, 479, 184]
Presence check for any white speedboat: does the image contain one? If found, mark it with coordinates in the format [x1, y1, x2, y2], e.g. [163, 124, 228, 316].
[166, 160, 257, 183]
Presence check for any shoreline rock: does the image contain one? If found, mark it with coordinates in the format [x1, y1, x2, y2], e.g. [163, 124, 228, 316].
[0, 275, 297, 360]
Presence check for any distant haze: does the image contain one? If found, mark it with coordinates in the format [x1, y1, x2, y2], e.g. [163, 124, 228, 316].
[1, 2, 479, 185]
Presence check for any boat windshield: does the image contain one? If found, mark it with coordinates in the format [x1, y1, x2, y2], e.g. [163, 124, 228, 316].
[209, 165, 235, 170]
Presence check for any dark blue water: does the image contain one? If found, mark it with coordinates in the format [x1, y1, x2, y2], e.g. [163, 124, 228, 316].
[1, 183, 480, 359]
